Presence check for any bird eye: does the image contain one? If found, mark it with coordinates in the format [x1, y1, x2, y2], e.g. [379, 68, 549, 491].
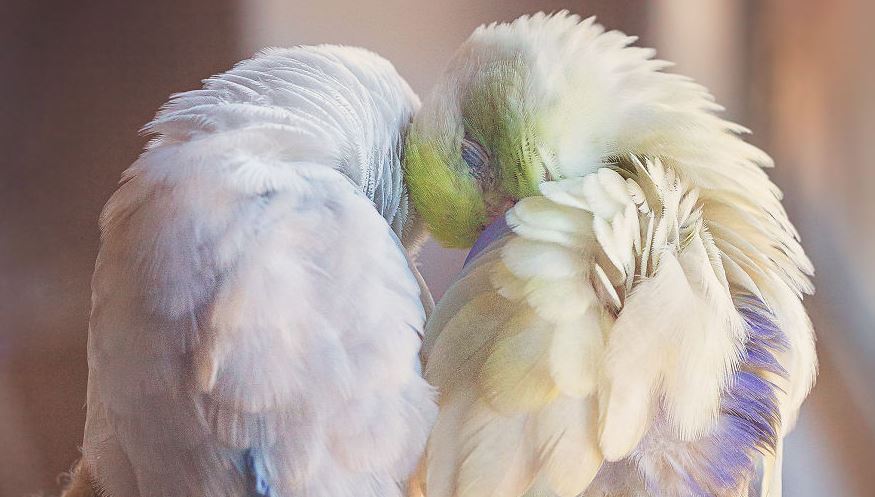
[461, 135, 489, 178]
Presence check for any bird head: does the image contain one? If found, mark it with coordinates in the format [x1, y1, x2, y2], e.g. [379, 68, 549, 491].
[404, 12, 682, 248]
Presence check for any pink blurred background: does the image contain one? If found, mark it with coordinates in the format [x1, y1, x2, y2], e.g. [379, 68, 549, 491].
[1, 1, 873, 495]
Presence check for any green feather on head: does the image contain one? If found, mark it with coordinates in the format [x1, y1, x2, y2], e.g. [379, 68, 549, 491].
[403, 133, 486, 248]
[403, 56, 546, 248]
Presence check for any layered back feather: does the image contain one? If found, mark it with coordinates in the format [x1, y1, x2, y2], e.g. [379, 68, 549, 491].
[417, 13, 815, 497]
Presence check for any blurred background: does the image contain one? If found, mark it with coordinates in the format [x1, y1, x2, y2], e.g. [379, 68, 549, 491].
[1, 0, 873, 495]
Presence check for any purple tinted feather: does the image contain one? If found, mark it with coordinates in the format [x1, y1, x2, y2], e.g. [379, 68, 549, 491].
[634, 294, 788, 496]
[463, 214, 511, 267]
[702, 296, 787, 491]
[743, 345, 786, 375]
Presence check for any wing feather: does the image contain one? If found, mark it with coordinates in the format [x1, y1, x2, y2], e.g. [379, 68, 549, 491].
[419, 156, 812, 497]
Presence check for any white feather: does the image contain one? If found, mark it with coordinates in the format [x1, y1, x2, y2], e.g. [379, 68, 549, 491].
[83, 46, 435, 497]
[533, 396, 602, 497]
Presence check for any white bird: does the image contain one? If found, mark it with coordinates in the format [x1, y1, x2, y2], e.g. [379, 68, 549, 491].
[66, 46, 436, 497]
[403, 13, 816, 497]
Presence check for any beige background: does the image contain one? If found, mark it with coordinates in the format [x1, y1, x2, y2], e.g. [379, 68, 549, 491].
[1, 1, 872, 496]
